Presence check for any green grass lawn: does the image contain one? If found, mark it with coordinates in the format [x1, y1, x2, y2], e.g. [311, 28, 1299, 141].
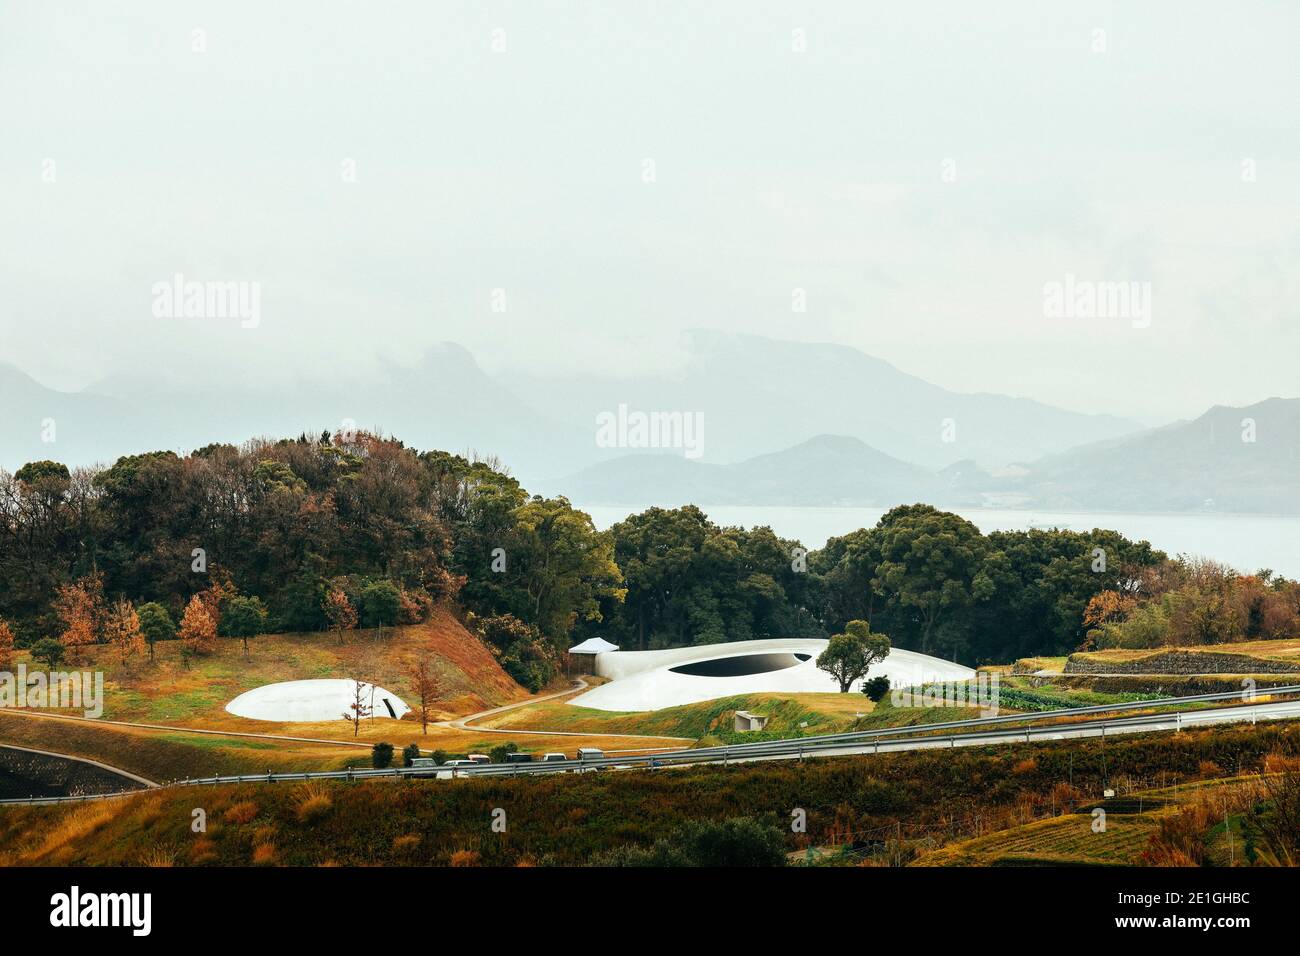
[477, 691, 877, 741]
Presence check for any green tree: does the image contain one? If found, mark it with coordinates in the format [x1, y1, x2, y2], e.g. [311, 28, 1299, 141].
[476, 613, 558, 692]
[401, 743, 421, 767]
[30, 637, 65, 669]
[360, 580, 401, 637]
[873, 505, 992, 657]
[599, 506, 821, 650]
[219, 595, 269, 656]
[816, 619, 891, 692]
[135, 602, 175, 661]
[509, 496, 625, 641]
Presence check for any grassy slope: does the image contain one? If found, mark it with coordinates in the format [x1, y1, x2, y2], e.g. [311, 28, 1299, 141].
[8, 719, 1299, 867]
[476, 682, 1156, 744]
[0, 608, 685, 780]
[0, 711, 360, 783]
[915, 777, 1258, 867]
[477, 692, 877, 740]
[54, 606, 529, 729]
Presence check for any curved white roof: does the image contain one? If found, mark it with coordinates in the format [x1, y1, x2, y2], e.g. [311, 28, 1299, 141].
[569, 638, 974, 712]
[225, 679, 411, 723]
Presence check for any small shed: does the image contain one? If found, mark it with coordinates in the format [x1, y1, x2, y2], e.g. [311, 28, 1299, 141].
[734, 710, 770, 732]
[567, 637, 619, 675]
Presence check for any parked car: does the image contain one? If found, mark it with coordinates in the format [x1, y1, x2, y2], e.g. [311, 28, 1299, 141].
[537, 752, 569, 774]
[504, 752, 532, 764]
[436, 758, 478, 779]
[466, 754, 491, 764]
[576, 747, 604, 761]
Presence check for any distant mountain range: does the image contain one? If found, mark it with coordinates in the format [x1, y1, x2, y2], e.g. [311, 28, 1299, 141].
[547, 398, 1300, 515]
[511, 330, 1144, 471]
[541, 434, 944, 506]
[1, 345, 566, 476]
[3, 332, 1296, 514]
[1013, 398, 1300, 514]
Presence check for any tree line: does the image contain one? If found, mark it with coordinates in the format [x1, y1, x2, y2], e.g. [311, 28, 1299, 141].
[2, 432, 1295, 683]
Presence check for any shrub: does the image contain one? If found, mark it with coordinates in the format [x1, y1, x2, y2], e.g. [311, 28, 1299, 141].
[188, 837, 218, 865]
[392, 834, 422, 855]
[138, 847, 176, 867]
[251, 843, 277, 866]
[295, 783, 333, 824]
[489, 742, 519, 763]
[402, 743, 421, 767]
[863, 675, 891, 702]
[372, 742, 395, 769]
[30, 638, 65, 669]
[448, 849, 480, 867]
[223, 801, 259, 825]
[591, 817, 787, 867]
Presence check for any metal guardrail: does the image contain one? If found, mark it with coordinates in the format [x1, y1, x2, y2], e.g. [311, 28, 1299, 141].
[4, 684, 1298, 804]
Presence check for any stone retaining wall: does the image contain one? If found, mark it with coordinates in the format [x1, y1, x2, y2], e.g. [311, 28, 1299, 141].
[1064, 649, 1300, 675]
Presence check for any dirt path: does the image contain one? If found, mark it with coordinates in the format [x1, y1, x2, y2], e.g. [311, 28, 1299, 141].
[0, 708, 380, 748]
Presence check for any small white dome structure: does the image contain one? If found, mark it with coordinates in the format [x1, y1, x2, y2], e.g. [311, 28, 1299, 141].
[225, 679, 411, 723]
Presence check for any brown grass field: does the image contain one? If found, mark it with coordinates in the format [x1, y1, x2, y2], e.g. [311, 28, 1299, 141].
[913, 776, 1266, 867]
[0, 609, 688, 782]
[4, 721, 1299, 866]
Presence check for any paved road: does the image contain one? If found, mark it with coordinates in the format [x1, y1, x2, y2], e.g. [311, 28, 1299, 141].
[728, 697, 1300, 765]
[7, 690, 1299, 804]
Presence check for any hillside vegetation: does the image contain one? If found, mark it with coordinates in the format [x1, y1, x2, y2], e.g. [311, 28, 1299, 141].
[4, 721, 1299, 867]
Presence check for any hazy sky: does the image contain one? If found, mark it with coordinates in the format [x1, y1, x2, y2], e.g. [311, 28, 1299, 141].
[2, 1, 1297, 422]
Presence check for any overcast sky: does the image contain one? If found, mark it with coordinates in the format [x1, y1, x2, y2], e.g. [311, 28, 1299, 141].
[2, 1, 1297, 423]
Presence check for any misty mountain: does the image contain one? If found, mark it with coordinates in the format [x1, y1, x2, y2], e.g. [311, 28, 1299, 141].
[3, 331, 1145, 483]
[6, 340, 1293, 516]
[508, 330, 1143, 472]
[1014, 398, 1300, 514]
[1, 347, 571, 477]
[543, 400, 1300, 515]
[539, 434, 946, 506]
[0, 364, 139, 467]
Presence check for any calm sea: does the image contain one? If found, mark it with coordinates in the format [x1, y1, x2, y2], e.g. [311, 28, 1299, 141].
[579, 504, 1300, 579]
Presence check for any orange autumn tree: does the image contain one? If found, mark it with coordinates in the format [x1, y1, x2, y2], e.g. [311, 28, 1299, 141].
[1079, 589, 1138, 650]
[105, 598, 145, 663]
[0, 616, 14, 672]
[178, 594, 218, 658]
[323, 587, 357, 644]
[196, 575, 237, 634]
[54, 572, 106, 660]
